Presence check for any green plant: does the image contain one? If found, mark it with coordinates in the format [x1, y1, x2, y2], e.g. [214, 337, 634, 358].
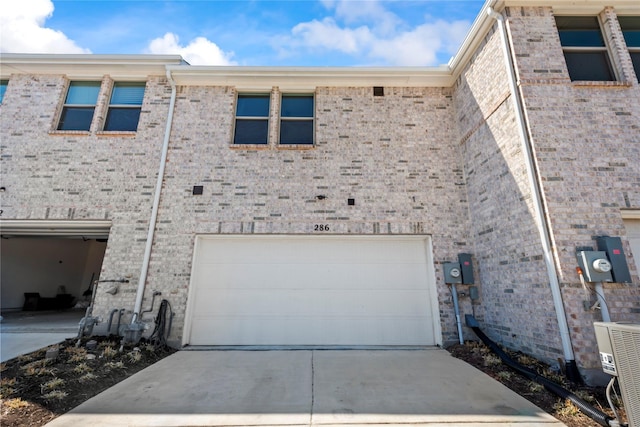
[41, 377, 65, 392]
[73, 363, 92, 374]
[102, 345, 118, 359]
[554, 399, 580, 417]
[574, 389, 596, 403]
[496, 371, 512, 381]
[78, 373, 97, 383]
[127, 350, 142, 363]
[482, 354, 502, 367]
[42, 390, 68, 401]
[3, 398, 29, 410]
[528, 381, 544, 393]
[105, 361, 125, 370]
[0, 377, 17, 398]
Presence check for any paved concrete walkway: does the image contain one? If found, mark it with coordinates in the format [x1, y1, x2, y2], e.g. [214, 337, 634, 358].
[46, 349, 565, 426]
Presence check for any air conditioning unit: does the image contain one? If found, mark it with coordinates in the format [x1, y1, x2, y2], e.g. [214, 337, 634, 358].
[594, 322, 640, 427]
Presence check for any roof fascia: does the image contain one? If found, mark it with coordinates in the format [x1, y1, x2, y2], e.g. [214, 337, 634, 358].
[166, 65, 453, 89]
[0, 54, 186, 80]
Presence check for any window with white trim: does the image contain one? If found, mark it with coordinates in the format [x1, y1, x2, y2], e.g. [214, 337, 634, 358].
[57, 81, 101, 131]
[104, 82, 145, 131]
[619, 16, 640, 81]
[279, 94, 314, 145]
[233, 94, 270, 145]
[556, 16, 615, 81]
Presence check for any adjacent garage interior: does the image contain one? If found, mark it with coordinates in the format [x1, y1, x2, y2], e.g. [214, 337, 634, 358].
[184, 235, 440, 347]
[0, 220, 109, 311]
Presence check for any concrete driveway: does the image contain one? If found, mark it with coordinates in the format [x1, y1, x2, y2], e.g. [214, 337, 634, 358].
[0, 310, 82, 362]
[46, 348, 565, 427]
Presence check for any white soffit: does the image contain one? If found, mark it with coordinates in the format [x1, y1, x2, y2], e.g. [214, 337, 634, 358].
[0, 220, 111, 237]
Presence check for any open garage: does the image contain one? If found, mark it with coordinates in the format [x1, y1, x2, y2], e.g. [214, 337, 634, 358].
[0, 220, 109, 312]
[184, 235, 440, 347]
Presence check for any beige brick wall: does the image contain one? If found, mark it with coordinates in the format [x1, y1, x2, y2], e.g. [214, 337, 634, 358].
[0, 75, 172, 321]
[506, 6, 640, 370]
[147, 84, 473, 344]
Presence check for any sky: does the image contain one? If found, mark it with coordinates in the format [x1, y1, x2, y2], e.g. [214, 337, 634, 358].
[0, 0, 487, 67]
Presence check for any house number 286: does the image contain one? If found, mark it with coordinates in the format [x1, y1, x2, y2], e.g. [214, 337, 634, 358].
[314, 224, 330, 231]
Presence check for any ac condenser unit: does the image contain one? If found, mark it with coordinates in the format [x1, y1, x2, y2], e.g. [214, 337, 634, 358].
[594, 322, 640, 427]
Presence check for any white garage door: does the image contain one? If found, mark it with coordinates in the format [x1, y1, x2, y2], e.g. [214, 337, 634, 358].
[185, 235, 438, 346]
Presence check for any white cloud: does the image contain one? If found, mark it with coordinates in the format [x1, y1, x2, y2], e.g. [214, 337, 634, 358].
[0, 0, 90, 53]
[291, 18, 373, 54]
[146, 33, 236, 66]
[278, 0, 471, 66]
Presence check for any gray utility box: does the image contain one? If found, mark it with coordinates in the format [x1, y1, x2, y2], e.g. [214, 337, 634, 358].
[577, 251, 613, 283]
[597, 236, 632, 283]
[443, 262, 462, 284]
[458, 253, 475, 285]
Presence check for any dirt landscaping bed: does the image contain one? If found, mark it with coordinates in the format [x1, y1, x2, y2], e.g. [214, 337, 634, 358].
[448, 341, 627, 427]
[0, 336, 176, 427]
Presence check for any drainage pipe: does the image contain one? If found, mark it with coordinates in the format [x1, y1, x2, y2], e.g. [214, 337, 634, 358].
[594, 282, 611, 322]
[466, 315, 615, 427]
[486, 7, 577, 378]
[450, 284, 464, 344]
[132, 69, 177, 323]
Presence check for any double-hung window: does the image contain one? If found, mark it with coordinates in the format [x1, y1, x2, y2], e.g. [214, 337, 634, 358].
[104, 82, 145, 131]
[234, 94, 270, 145]
[619, 16, 640, 80]
[556, 16, 615, 81]
[0, 80, 8, 104]
[57, 81, 101, 131]
[280, 94, 314, 145]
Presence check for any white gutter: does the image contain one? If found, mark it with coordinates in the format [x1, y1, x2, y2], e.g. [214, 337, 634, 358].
[486, 7, 576, 364]
[132, 69, 177, 323]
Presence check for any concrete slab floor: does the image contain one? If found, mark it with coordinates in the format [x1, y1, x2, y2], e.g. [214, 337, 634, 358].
[1, 310, 83, 362]
[46, 349, 566, 427]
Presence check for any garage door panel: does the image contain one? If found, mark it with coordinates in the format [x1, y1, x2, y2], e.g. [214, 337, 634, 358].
[187, 235, 436, 346]
[193, 289, 431, 317]
[196, 237, 427, 265]
[193, 263, 428, 291]
[189, 315, 433, 346]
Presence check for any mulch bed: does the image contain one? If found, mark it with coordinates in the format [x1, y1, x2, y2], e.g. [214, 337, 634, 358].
[448, 341, 627, 427]
[1, 336, 176, 427]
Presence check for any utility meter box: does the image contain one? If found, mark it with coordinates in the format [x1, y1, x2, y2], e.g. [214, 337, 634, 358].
[443, 262, 462, 284]
[458, 253, 475, 284]
[596, 236, 632, 283]
[577, 251, 613, 283]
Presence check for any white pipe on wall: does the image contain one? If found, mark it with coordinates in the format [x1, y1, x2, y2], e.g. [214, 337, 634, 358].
[486, 7, 576, 364]
[132, 69, 177, 323]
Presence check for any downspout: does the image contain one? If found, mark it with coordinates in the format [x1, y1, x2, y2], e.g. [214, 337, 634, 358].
[132, 69, 177, 323]
[486, 7, 579, 379]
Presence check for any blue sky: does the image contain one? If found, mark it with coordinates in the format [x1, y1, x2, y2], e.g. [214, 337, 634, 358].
[1, 0, 486, 66]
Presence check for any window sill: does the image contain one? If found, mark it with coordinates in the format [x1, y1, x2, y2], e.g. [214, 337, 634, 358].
[49, 130, 90, 136]
[277, 144, 315, 150]
[96, 131, 137, 137]
[229, 144, 270, 150]
[571, 80, 633, 88]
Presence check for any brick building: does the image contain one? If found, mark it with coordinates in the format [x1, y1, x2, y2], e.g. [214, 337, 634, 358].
[1, 0, 639, 383]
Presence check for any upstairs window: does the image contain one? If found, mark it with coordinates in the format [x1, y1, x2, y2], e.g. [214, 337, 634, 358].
[619, 16, 640, 80]
[0, 80, 8, 104]
[279, 94, 314, 145]
[104, 82, 145, 131]
[556, 16, 615, 81]
[234, 94, 270, 145]
[57, 81, 100, 131]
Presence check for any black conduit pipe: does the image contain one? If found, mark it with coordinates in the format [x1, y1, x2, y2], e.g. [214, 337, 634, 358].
[465, 315, 614, 427]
